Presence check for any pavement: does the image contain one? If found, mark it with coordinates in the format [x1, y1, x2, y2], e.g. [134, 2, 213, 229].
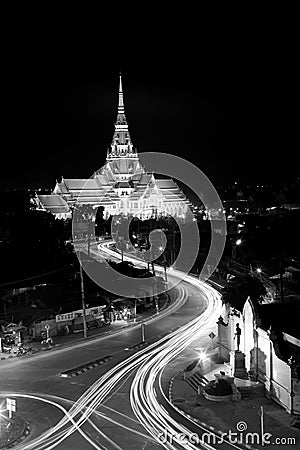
[170, 348, 300, 449]
[0, 295, 169, 362]
[0, 413, 30, 449]
[3, 282, 299, 449]
[0, 295, 171, 448]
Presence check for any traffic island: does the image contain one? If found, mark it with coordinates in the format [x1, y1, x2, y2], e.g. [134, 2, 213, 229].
[0, 414, 30, 449]
[124, 341, 148, 351]
[59, 355, 114, 378]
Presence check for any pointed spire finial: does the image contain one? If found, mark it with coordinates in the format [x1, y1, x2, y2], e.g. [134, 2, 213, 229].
[118, 72, 124, 111]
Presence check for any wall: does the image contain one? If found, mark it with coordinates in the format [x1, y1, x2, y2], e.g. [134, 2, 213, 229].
[243, 300, 255, 370]
[217, 298, 297, 414]
[31, 319, 57, 338]
[292, 378, 300, 414]
[270, 343, 292, 412]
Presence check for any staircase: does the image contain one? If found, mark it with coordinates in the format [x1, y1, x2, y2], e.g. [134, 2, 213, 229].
[185, 371, 209, 392]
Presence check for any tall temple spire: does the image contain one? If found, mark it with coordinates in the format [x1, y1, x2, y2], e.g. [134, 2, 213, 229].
[118, 72, 124, 113]
[107, 73, 137, 159]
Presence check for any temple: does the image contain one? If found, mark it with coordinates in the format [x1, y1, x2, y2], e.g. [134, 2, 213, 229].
[36, 75, 190, 221]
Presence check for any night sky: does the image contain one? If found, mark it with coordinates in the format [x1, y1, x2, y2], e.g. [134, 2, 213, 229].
[3, 21, 296, 190]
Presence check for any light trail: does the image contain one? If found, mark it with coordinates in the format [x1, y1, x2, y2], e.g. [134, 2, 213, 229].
[8, 286, 189, 449]
[130, 277, 245, 449]
[130, 280, 223, 449]
[4, 243, 236, 450]
[1, 390, 159, 445]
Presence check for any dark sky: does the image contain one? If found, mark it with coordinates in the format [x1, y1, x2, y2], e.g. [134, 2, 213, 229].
[3, 21, 297, 189]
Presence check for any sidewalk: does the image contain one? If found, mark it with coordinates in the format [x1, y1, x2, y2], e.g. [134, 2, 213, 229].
[0, 414, 30, 449]
[170, 353, 300, 449]
[0, 296, 170, 362]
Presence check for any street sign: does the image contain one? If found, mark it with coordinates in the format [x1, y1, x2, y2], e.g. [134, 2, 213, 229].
[6, 398, 16, 419]
[209, 332, 216, 340]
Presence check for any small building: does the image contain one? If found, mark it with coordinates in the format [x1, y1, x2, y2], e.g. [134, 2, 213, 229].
[55, 304, 106, 333]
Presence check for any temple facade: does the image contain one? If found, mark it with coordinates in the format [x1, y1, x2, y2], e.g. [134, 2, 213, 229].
[36, 75, 190, 221]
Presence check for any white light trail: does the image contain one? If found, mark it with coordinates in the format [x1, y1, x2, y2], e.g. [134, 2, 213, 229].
[4, 244, 240, 450]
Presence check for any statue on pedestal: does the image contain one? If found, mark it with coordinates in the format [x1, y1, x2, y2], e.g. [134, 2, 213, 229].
[234, 323, 241, 351]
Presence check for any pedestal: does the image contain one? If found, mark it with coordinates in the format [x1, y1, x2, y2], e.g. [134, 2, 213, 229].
[230, 350, 248, 379]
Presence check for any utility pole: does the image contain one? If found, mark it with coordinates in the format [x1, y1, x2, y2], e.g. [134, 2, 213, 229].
[153, 281, 159, 314]
[163, 257, 168, 282]
[87, 218, 91, 257]
[79, 263, 88, 339]
[279, 259, 284, 303]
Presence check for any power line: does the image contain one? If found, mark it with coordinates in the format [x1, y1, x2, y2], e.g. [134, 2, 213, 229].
[0, 265, 72, 289]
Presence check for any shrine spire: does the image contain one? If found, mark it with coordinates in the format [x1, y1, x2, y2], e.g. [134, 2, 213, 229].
[118, 72, 124, 113]
[107, 73, 137, 159]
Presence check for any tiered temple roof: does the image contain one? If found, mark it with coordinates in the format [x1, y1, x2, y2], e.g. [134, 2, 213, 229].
[36, 75, 190, 220]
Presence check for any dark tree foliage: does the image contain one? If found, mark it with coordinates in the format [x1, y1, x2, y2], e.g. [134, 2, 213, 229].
[222, 273, 267, 311]
[0, 205, 73, 283]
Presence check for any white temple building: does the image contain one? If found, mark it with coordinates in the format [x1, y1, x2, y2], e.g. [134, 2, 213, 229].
[36, 75, 190, 221]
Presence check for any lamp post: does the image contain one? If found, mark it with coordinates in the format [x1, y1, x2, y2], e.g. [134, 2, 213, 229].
[232, 238, 242, 259]
[73, 204, 95, 257]
[159, 245, 168, 282]
[79, 263, 87, 339]
[73, 205, 93, 340]
[114, 217, 125, 262]
[256, 267, 262, 281]
[279, 259, 284, 303]
[153, 279, 159, 314]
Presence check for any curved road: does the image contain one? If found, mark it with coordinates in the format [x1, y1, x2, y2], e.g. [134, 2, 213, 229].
[0, 243, 234, 449]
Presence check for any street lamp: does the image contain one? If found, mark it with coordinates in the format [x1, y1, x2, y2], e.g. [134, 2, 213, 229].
[256, 267, 262, 281]
[159, 245, 168, 282]
[72, 205, 92, 340]
[199, 351, 207, 362]
[231, 238, 242, 259]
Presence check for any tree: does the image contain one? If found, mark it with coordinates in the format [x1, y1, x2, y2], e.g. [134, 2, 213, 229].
[222, 273, 267, 311]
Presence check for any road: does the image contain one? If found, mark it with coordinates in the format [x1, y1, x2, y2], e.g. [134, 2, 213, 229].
[0, 243, 230, 449]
